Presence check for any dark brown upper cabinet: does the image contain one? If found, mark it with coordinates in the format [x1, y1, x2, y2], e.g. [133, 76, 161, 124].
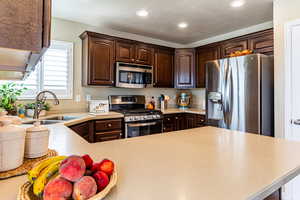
[80, 32, 115, 86]
[248, 29, 274, 55]
[196, 29, 274, 88]
[174, 49, 195, 89]
[0, 0, 51, 80]
[221, 40, 248, 58]
[135, 44, 154, 65]
[115, 40, 136, 63]
[153, 47, 174, 88]
[116, 41, 154, 65]
[196, 45, 220, 88]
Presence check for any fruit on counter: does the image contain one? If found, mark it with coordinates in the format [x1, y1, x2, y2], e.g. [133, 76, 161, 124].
[33, 160, 62, 197]
[28, 154, 115, 199]
[43, 177, 73, 200]
[99, 159, 115, 176]
[73, 176, 97, 200]
[59, 155, 86, 182]
[82, 154, 93, 169]
[91, 162, 101, 173]
[93, 171, 110, 191]
[28, 156, 67, 183]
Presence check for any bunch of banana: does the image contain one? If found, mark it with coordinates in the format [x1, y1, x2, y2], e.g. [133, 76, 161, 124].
[27, 156, 66, 197]
[28, 156, 66, 183]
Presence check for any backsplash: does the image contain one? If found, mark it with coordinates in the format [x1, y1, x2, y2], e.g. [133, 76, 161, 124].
[83, 87, 206, 109]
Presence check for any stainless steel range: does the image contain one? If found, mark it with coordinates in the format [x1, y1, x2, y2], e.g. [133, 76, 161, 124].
[109, 95, 163, 138]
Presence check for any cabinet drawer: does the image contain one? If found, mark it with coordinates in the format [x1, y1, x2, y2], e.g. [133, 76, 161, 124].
[95, 119, 122, 132]
[95, 130, 122, 142]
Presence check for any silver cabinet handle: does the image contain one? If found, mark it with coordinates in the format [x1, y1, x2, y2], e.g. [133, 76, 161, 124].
[294, 119, 300, 125]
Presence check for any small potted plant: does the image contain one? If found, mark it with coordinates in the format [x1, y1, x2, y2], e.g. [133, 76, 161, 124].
[0, 82, 27, 115]
[25, 101, 51, 117]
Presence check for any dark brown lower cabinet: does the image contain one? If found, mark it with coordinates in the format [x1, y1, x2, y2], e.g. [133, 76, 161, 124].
[94, 119, 123, 142]
[163, 113, 206, 132]
[264, 189, 281, 200]
[69, 121, 93, 142]
[68, 118, 123, 143]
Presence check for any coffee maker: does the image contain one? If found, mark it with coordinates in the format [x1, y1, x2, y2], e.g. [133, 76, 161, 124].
[177, 92, 192, 109]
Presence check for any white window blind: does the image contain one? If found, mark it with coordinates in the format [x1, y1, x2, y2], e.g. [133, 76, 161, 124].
[0, 40, 73, 99]
[42, 41, 73, 99]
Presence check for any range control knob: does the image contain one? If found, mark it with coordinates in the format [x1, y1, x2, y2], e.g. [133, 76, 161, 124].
[155, 115, 161, 119]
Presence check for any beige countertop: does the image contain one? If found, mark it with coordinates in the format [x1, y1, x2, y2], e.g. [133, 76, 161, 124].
[1, 126, 300, 200]
[22, 112, 124, 126]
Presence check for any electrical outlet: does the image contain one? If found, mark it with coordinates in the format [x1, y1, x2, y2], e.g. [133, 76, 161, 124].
[86, 94, 91, 101]
[75, 95, 81, 102]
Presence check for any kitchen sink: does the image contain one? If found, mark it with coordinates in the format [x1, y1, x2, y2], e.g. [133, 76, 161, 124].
[23, 120, 63, 125]
[23, 115, 81, 125]
[45, 115, 80, 121]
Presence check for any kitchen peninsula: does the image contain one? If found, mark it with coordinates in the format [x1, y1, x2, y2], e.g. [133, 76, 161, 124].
[1, 125, 300, 200]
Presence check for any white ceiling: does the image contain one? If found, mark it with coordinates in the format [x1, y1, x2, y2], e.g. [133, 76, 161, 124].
[53, 0, 273, 44]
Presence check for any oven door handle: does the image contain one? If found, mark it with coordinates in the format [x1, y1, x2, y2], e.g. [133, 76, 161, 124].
[127, 122, 158, 127]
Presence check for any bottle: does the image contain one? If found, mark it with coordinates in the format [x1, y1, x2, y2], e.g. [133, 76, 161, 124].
[147, 96, 156, 110]
[150, 96, 156, 110]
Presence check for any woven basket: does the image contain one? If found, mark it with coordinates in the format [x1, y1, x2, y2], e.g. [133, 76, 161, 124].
[18, 170, 118, 200]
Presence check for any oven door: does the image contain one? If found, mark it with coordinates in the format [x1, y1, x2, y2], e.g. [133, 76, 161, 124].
[125, 120, 163, 138]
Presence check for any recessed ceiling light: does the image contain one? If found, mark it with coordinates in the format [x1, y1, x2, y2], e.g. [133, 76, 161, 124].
[230, 0, 245, 7]
[136, 9, 149, 17]
[178, 22, 188, 29]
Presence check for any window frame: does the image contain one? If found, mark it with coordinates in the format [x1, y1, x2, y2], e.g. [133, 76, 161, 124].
[19, 40, 74, 100]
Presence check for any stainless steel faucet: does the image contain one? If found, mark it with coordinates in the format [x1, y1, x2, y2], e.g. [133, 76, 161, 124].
[33, 90, 60, 119]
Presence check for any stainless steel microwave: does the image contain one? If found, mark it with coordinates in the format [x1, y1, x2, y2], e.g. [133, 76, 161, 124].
[115, 62, 153, 88]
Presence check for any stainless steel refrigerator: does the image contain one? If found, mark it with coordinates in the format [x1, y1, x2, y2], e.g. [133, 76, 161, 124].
[206, 54, 274, 136]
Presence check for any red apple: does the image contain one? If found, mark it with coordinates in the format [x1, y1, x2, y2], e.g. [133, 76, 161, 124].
[93, 171, 109, 191]
[91, 163, 101, 173]
[99, 159, 115, 176]
[82, 154, 93, 169]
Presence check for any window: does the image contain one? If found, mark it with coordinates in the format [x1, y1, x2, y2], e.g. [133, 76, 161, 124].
[0, 40, 74, 99]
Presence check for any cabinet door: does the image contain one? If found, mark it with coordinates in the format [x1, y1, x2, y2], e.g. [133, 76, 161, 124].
[116, 41, 135, 63]
[175, 49, 195, 89]
[154, 48, 174, 88]
[175, 114, 186, 131]
[221, 40, 248, 58]
[163, 115, 176, 132]
[196, 46, 220, 88]
[0, 0, 44, 52]
[185, 114, 196, 129]
[69, 122, 92, 142]
[135, 44, 154, 65]
[88, 37, 115, 85]
[248, 30, 274, 55]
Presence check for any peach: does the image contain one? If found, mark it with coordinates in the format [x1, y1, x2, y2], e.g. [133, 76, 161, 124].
[43, 177, 73, 200]
[91, 162, 101, 173]
[59, 155, 86, 182]
[82, 154, 93, 169]
[99, 159, 115, 176]
[93, 171, 109, 191]
[73, 176, 97, 200]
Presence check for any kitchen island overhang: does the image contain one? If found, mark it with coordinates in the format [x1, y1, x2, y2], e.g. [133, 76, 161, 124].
[0, 125, 299, 200]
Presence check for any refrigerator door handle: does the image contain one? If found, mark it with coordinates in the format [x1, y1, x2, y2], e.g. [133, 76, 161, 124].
[223, 65, 231, 129]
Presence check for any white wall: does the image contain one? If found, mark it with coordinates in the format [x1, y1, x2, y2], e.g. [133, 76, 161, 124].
[273, 0, 300, 138]
[47, 18, 205, 113]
